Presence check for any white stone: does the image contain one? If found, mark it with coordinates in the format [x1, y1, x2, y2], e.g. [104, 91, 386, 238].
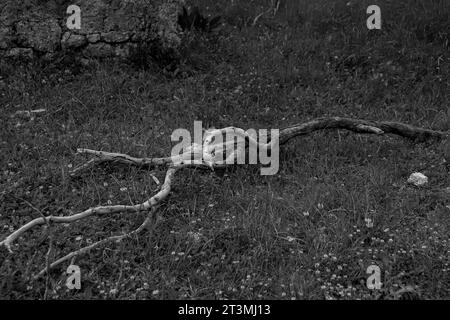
[407, 172, 428, 186]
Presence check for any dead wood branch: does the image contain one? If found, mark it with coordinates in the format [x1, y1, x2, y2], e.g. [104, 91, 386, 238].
[279, 117, 447, 144]
[1, 116, 447, 277]
[0, 167, 178, 253]
[36, 207, 159, 278]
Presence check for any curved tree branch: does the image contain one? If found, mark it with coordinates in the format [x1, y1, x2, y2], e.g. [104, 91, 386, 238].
[278, 117, 447, 144]
[0, 167, 178, 253]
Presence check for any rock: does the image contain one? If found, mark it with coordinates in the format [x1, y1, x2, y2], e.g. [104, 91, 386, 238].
[101, 31, 131, 43]
[0, 28, 12, 50]
[15, 10, 61, 52]
[61, 32, 87, 49]
[78, 58, 92, 66]
[5, 48, 34, 59]
[87, 34, 101, 43]
[0, 0, 183, 60]
[407, 172, 429, 186]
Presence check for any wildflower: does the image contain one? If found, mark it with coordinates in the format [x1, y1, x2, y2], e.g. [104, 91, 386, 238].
[109, 288, 118, 295]
[365, 218, 374, 228]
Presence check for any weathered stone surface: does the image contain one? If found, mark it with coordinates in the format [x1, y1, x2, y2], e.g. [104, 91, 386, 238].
[15, 14, 61, 52]
[0, 28, 11, 50]
[5, 48, 34, 59]
[0, 0, 184, 59]
[87, 34, 101, 43]
[61, 32, 87, 49]
[101, 31, 130, 43]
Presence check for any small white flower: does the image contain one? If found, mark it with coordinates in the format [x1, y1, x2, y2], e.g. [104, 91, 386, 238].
[365, 218, 374, 228]
[286, 236, 295, 242]
[109, 288, 118, 295]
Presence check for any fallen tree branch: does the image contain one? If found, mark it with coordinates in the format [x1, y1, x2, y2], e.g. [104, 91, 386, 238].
[1, 117, 448, 277]
[69, 149, 174, 177]
[71, 117, 448, 175]
[278, 117, 447, 144]
[36, 207, 159, 278]
[0, 167, 178, 253]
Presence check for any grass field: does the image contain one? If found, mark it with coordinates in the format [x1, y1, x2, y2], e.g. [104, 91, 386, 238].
[0, 0, 449, 299]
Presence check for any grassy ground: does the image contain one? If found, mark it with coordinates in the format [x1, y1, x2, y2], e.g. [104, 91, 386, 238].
[0, 0, 449, 299]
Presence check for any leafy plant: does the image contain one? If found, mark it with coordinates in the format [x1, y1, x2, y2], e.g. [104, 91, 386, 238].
[178, 6, 222, 32]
